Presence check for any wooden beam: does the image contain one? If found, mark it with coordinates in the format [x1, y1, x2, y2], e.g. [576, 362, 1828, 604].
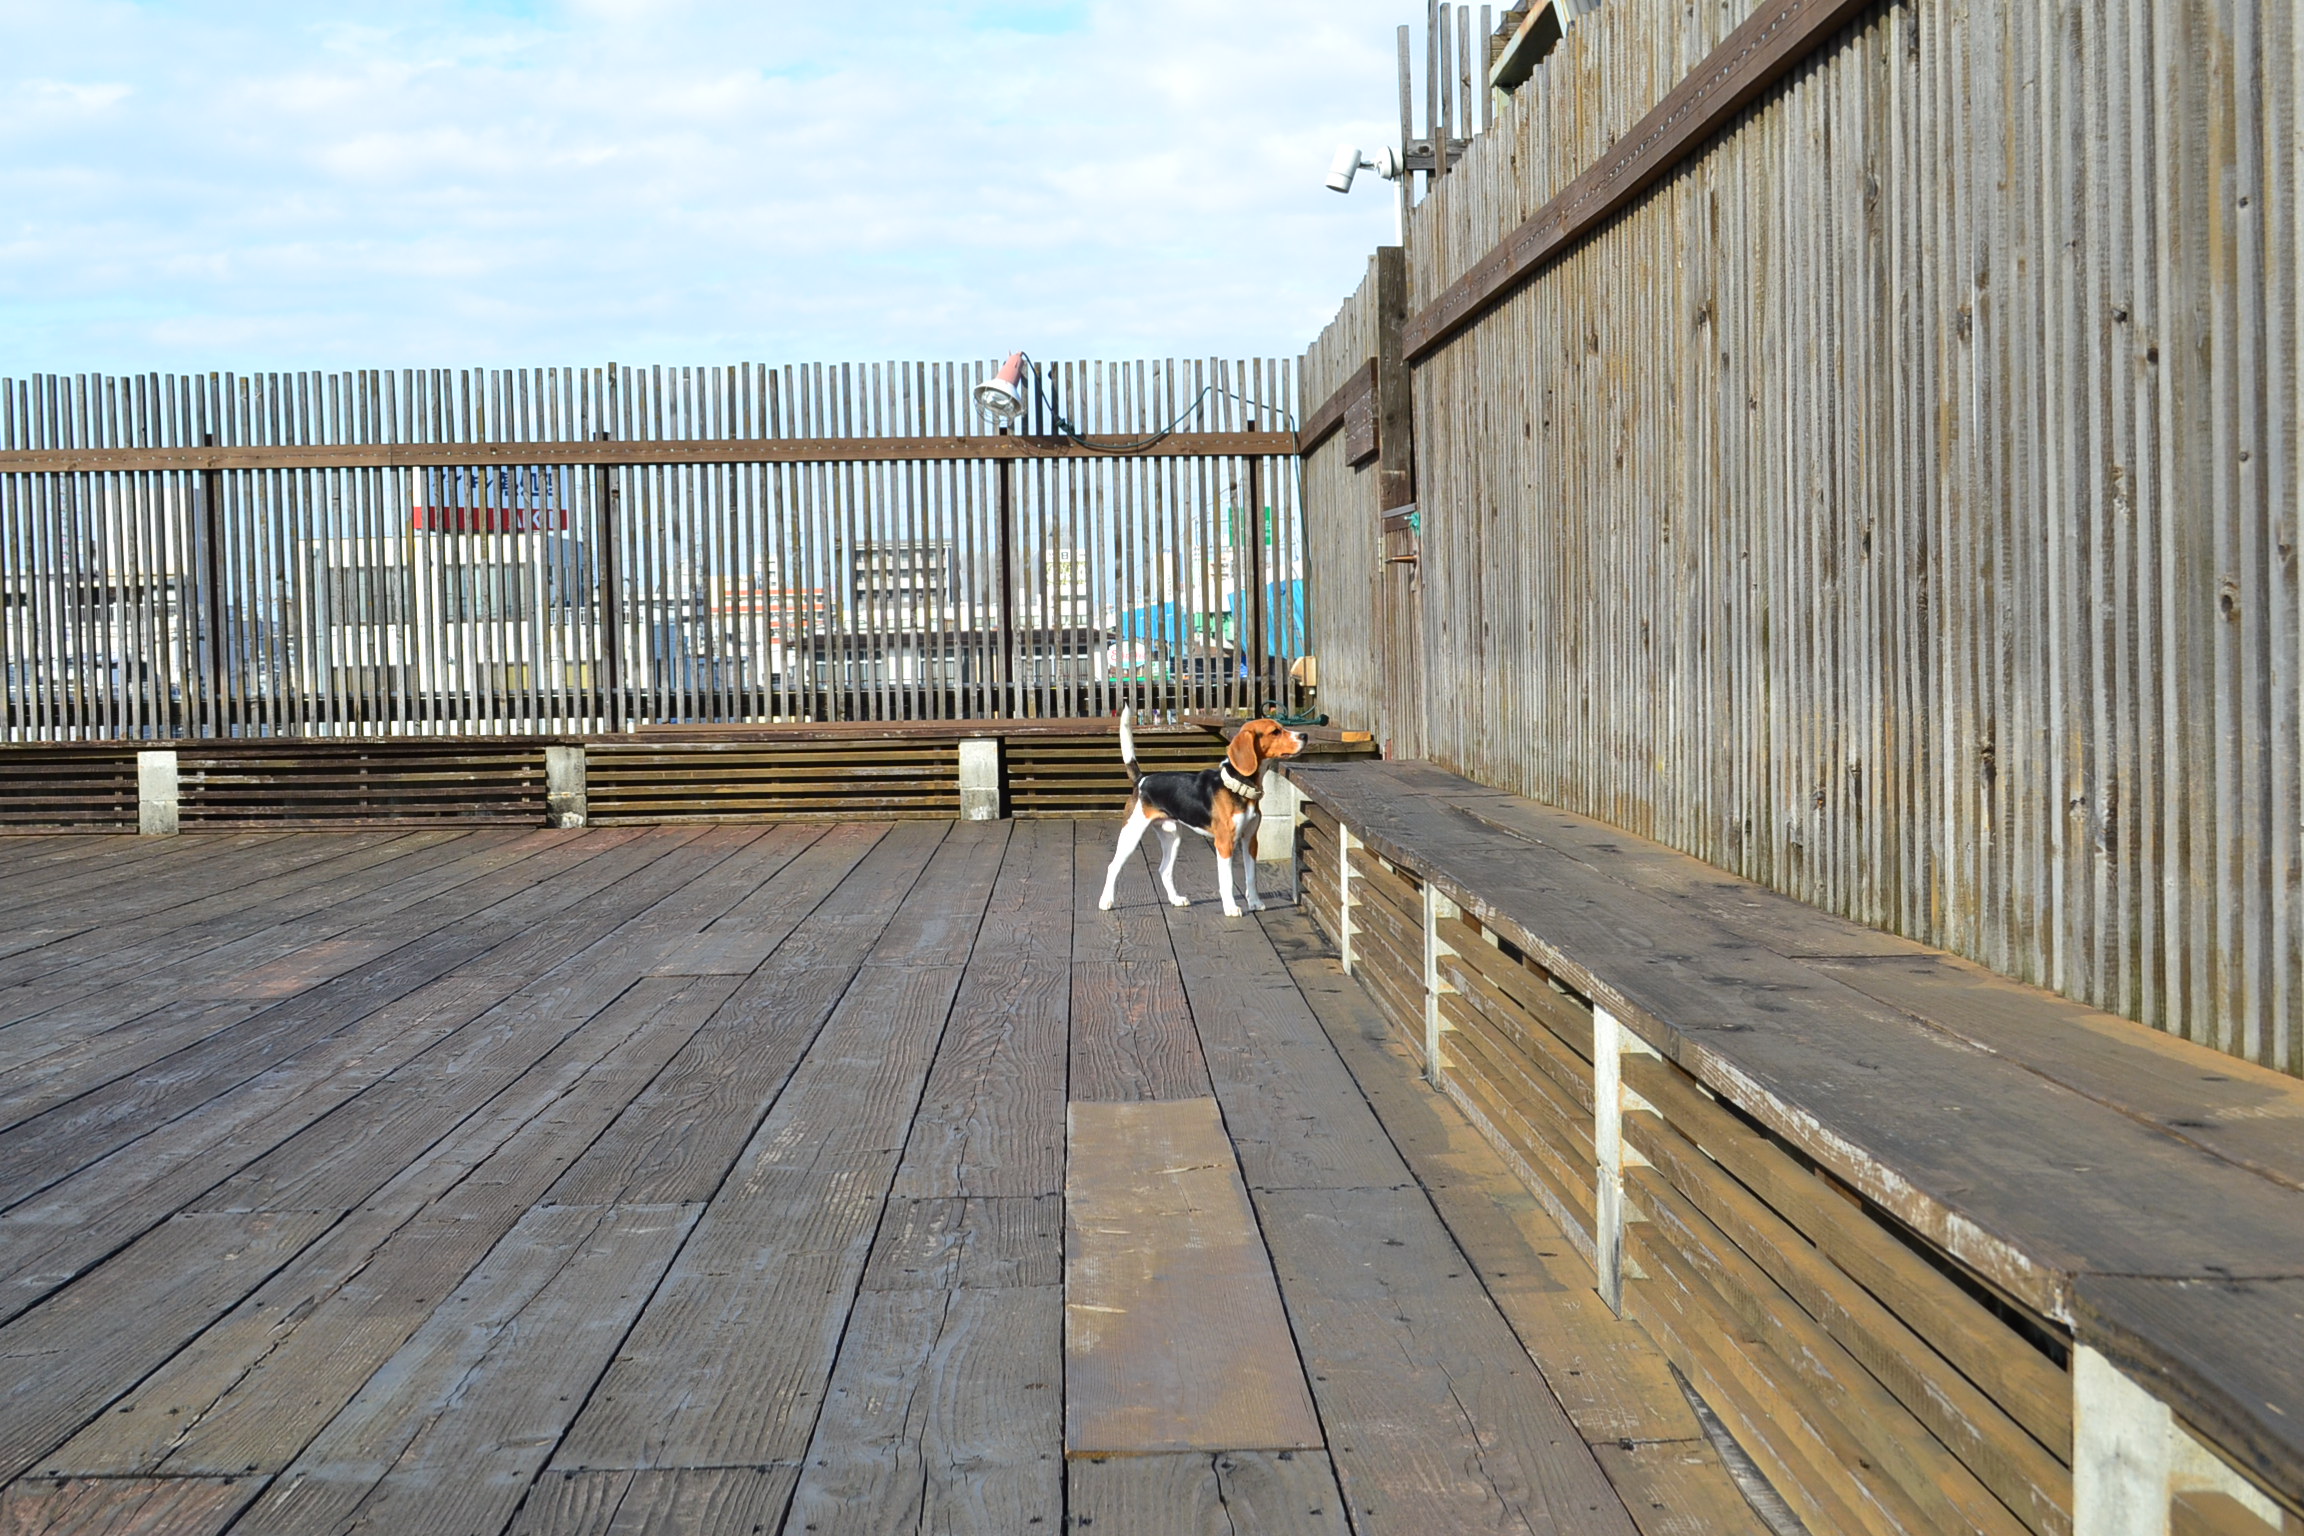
[0, 430, 1300, 475]
[1297, 360, 1377, 457]
[1487, 0, 1563, 94]
[1402, 0, 1878, 362]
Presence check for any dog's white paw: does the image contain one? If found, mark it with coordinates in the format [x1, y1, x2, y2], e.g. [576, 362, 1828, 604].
[1222, 905, 1244, 918]
[1098, 895, 1114, 911]
[1245, 898, 1267, 912]
[1168, 895, 1192, 908]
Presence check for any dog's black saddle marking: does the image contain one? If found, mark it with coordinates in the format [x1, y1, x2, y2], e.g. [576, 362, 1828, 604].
[1136, 767, 1235, 832]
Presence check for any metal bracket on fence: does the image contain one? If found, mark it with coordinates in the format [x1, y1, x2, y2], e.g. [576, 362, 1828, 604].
[1422, 882, 1461, 1087]
[959, 737, 1004, 821]
[2073, 1345, 2286, 1536]
[545, 745, 587, 829]
[1338, 824, 1362, 974]
[136, 750, 179, 837]
[1594, 1006, 1660, 1316]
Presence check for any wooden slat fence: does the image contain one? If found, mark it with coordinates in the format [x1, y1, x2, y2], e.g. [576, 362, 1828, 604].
[1301, 0, 2302, 1075]
[0, 358, 1306, 740]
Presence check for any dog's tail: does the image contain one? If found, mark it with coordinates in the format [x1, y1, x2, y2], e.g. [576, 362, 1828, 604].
[1118, 705, 1142, 786]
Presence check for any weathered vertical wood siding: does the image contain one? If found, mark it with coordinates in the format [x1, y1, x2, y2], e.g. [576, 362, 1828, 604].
[1301, 261, 1393, 743]
[1305, 0, 2302, 1074]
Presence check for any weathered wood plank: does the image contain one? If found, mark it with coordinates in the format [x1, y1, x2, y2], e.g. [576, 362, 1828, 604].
[1812, 952, 2304, 1193]
[1064, 1098, 1323, 1455]
[1627, 1166, 2034, 1536]
[0, 832, 454, 1016]
[1066, 1450, 1353, 1535]
[549, 822, 1006, 1472]
[187, 959, 744, 1218]
[782, 1285, 1063, 1535]
[1619, 1050, 2073, 1459]
[0, 1211, 336, 1483]
[1156, 894, 1422, 1191]
[1267, 907, 1709, 1450]
[859, 1196, 1062, 1292]
[507, 1467, 800, 1536]
[0, 999, 263, 1133]
[1254, 1183, 1640, 1535]
[227, 1202, 698, 1536]
[0, 831, 724, 1327]
[0, 1474, 263, 1535]
[47, 974, 742, 1481]
[546, 827, 903, 1208]
[1068, 960, 1212, 1104]
[1591, 1439, 1776, 1536]
[891, 818, 1073, 1200]
[0, 829, 614, 1095]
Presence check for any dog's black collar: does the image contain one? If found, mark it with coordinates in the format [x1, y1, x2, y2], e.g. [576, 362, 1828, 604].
[1220, 762, 1264, 801]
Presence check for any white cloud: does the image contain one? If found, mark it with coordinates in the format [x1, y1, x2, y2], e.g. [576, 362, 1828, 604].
[0, 0, 1418, 374]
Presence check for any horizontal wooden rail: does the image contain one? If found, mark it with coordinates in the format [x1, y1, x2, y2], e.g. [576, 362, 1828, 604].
[1402, 0, 1876, 361]
[1297, 360, 1377, 456]
[0, 430, 1300, 475]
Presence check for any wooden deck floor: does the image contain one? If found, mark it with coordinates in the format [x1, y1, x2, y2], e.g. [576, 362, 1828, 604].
[0, 822, 1762, 1535]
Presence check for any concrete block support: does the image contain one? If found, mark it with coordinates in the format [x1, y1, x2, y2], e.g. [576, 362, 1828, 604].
[136, 749, 179, 836]
[959, 737, 1003, 821]
[1256, 768, 1300, 863]
[2072, 1345, 2287, 1536]
[545, 745, 587, 828]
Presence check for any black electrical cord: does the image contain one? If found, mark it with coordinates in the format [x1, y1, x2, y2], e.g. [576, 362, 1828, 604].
[1016, 354, 1294, 453]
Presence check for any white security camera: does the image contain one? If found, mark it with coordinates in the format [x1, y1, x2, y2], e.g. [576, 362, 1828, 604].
[1325, 144, 1405, 194]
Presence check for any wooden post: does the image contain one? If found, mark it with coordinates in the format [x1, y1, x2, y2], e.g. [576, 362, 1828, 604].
[593, 433, 625, 730]
[1479, 5, 1493, 132]
[1427, 0, 1446, 184]
[199, 434, 224, 738]
[1593, 1007, 1658, 1315]
[1421, 881, 1460, 1086]
[1372, 247, 1424, 758]
[1593, 1006, 1626, 1313]
[1396, 25, 1416, 228]
[1374, 249, 1416, 518]
[997, 441, 1016, 717]
[1245, 435, 1267, 707]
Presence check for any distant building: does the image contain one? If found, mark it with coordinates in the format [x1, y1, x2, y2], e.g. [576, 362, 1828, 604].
[850, 540, 955, 629]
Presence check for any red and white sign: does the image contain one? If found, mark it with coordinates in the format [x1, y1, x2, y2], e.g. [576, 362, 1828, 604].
[412, 466, 571, 532]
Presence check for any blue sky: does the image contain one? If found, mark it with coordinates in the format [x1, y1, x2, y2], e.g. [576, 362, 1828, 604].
[0, 0, 1416, 373]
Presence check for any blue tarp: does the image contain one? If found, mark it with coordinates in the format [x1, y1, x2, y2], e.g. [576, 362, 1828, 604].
[1115, 579, 1306, 657]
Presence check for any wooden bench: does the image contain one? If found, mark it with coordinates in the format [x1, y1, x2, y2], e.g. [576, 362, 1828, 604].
[0, 723, 1374, 834]
[1286, 757, 2304, 1536]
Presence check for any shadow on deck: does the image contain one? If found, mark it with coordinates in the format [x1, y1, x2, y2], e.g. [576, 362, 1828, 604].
[0, 822, 1768, 1534]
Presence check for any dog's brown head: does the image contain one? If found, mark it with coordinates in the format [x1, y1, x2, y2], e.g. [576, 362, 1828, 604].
[1227, 718, 1307, 778]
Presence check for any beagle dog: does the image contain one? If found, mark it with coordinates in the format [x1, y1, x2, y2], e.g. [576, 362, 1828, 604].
[1098, 707, 1306, 918]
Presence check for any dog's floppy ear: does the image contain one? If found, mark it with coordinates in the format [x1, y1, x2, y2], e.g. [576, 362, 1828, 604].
[1227, 721, 1265, 777]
